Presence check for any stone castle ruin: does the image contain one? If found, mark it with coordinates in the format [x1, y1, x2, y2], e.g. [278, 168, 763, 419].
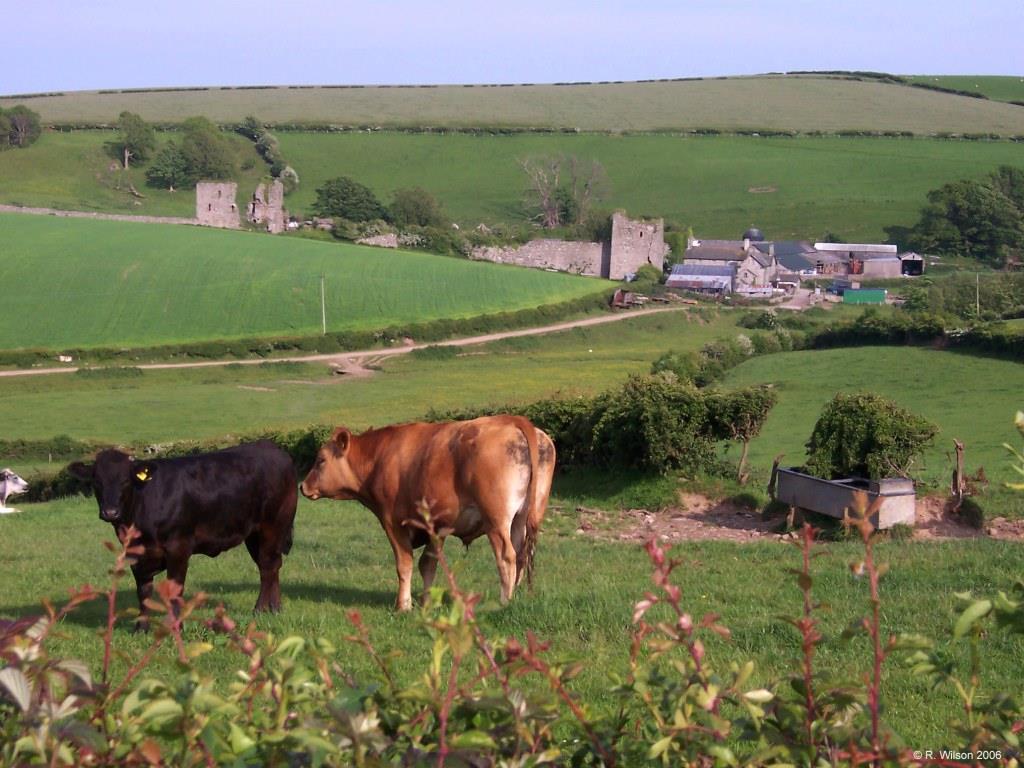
[195, 180, 286, 233]
[248, 180, 287, 234]
[195, 182, 240, 229]
[471, 212, 668, 280]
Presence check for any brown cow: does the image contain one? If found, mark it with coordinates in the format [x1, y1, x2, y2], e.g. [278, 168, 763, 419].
[301, 416, 555, 610]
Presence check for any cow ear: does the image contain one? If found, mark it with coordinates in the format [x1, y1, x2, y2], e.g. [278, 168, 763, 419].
[131, 462, 155, 484]
[67, 462, 94, 481]
[331, 427, 351, 455]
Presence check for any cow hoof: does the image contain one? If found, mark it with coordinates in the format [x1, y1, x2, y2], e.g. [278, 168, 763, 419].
[132, 620, 151, 634]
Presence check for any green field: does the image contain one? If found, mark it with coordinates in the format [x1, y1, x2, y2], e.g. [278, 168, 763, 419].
[277, 132, 1024, 240]
[0, 130, 263, 218]
[0, 213, 608, 350]
[722, 346, 1024, 516]
[908, 75, 1024, 103]
[5, 76, 1024, 135]
[3, 131, 1022, 243]
[0, 311, 738, 444]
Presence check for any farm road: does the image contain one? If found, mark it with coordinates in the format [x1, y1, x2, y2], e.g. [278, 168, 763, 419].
[0, 306, 687, 379]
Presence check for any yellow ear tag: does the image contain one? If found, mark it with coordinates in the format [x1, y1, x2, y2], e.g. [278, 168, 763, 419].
[135, 468, 150, 482]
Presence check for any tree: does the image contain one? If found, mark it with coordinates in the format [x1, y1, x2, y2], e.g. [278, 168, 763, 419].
[179, 117, 236, 181]
[0, 112, 10, 150]
[909, 173, 1024, 264]
[519, 154, 609, 229]
[145, 141, 190, 190]
[108, 111, 156, 169]
[707, 387, 778, 483]
[390, 187, 448, 228]
[313, 177, 387, 222]
[804, 393, 938, 480]
[4, 105, 41, 148]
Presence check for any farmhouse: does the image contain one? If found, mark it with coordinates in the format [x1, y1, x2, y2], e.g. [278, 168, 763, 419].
[470, 212, 668, 281]
[682, 228, 779, 290]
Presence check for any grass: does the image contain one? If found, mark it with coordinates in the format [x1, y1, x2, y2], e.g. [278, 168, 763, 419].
[1, 493, 1021, 748]
[5, 76, 1024, 134]
[4, 131, 1024, 243]
[0, 310, 739, 444]
[0, 213, 608, 349]
[907, 75, 1024, 103]
[721, 345, 1024, 518]
[0, 129, 265, 218]
[277, 132, 1024, 241]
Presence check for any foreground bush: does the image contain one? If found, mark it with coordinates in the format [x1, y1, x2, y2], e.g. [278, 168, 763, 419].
[1, 502, 1022, 766]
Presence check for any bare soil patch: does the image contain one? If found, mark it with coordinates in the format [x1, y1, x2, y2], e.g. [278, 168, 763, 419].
[571, 492, 1024, 544]
[747, 185, 778, 194]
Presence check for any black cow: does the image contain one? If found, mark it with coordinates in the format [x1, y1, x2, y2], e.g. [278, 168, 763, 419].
[69, 441, 297, 625]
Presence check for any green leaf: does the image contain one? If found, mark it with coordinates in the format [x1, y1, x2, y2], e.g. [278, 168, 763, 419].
[138, 698, 183, 730]
[274, 635, 306, 658]
[450, 730, 498, 750]
[743, 688, 774, 704]
[707, 744, 738, 766]
[228, 723, 256, 754]
[953, 599, 992, 638]
[648, 735, 673, 759]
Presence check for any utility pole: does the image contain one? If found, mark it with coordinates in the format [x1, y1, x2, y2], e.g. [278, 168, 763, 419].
[320, 273, 327, 335]
[976, 272, 980, 319]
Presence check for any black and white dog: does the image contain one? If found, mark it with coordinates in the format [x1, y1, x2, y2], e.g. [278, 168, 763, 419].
[0, 469, 29, 513]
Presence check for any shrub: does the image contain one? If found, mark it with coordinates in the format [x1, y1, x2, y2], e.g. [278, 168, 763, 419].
[805, 392, 939, 479]
[314, 176, 389, 222]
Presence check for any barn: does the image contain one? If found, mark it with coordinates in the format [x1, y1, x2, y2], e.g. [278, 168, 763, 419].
[666, 263, 736, 295]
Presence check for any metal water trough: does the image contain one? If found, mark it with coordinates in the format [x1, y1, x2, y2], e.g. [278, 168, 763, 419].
[774, 468, 916, 529]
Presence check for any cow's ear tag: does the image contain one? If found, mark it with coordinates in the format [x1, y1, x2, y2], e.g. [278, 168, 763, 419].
[135, 467, 151, 482]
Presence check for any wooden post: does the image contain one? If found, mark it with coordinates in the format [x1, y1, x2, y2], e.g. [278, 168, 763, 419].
[951, 439, 965, 509]
[767, 453, 785, 499]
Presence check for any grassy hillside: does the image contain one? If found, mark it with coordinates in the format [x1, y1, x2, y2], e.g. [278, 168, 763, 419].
[278, 132, 1024, 240]
[0, 130, 264, 217]
[0, 214, 608, 350]
[908, 75, 1024, 103]
[5, 76, 1024, 134]
[4, 131, 1023, 241]
[722, 346, 1024, 516]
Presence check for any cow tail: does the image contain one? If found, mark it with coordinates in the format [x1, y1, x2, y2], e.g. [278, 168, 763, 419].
[512, 416, 541, 589]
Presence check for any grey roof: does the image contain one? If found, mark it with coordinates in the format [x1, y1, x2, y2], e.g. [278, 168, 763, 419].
[685, 240, 774, 268]
[775, 251, 819, 272]
[754, 240, 814, 258]
[814, 242, 898, 254]
[670, 263, 736, 277]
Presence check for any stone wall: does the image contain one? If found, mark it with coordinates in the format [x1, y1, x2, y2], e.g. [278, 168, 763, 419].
[248, 180, 286, 234]
[195, 182, 239, 228]
[609, 211, 668, 280]
[469, 213, 666, 280]
[470, 239, 606, 276]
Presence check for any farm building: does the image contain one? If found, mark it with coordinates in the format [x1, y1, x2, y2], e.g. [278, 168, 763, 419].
[666, 263, 736, 295]
[813, 242, 924, 278]
[683, 229, 778, 288]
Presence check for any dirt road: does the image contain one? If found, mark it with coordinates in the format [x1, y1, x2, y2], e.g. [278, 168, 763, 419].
[0, 306, 687, 379]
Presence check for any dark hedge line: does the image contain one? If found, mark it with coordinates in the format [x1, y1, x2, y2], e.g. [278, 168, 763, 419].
[0, 290, 614, 369]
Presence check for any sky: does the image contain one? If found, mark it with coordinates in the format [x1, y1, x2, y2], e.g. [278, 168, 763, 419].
[4, 0, 1022, 94]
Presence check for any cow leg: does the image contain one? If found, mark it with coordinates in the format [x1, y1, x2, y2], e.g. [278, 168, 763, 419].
[418, 538, 443, 605]
[165, 553, 190, 619]
[385, 528, 415, 611]
[486, 529, 518, 605]
[255, 536, 285, 614]
[131, 560, 162, 633]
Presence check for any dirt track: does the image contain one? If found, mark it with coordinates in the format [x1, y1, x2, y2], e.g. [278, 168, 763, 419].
[0, 306, 687, 379]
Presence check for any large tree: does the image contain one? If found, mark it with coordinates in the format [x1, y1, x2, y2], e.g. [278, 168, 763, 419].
[519, 154, 608, 229]
[3, 105, 41, 148]
[144, 117, 235, 189]
[314, 176, 387, 222]
[108, 111, 156, 169]
[179, 117, 235, 181]
[909, 168, 1024, 264]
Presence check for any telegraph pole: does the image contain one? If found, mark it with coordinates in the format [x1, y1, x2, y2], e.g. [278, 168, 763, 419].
[320, 273, 327, 335]
[976, 272, 980, 319]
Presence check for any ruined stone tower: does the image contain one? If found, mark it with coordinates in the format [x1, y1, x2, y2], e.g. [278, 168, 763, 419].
[195, 182, 240, 228]
[608, 211, 668, 280]
[248, 179, 286, 234]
